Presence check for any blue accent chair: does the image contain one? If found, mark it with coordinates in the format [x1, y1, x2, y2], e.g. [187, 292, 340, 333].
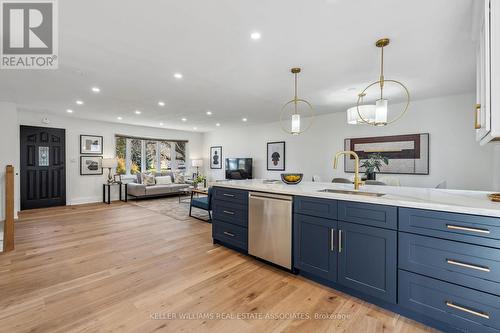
[189, 187, 213, 222]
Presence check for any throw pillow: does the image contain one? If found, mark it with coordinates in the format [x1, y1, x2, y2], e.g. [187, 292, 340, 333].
[142, 173, 156, 186]
[173, 172, 185, 184]
[155, 176, 172, 185]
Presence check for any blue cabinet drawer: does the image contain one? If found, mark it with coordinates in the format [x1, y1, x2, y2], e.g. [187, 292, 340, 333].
[338, 201, 397, 230]
[212, 201, 247, 227]
[213, 220, 248, 251]
[399, 270, 500, 333]
[400, 208, 500, 248]
[399, 232, 500, 296]
[294, 196, 337, 220]
[213, 187, 248, 205]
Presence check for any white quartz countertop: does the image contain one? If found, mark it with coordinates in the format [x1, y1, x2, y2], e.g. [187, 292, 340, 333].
[212, 179, 500, 218]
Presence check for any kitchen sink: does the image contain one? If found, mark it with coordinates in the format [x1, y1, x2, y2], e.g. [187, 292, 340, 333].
[319, 189, 385, 197]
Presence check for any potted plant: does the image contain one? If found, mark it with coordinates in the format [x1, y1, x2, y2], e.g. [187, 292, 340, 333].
[360, 153, 389, 180]
[193, 175, 206, 189]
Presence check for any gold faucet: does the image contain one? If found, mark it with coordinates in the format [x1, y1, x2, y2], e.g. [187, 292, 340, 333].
[333, 151, 364, 190]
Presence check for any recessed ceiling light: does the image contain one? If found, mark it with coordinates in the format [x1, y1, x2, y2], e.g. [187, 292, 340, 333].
[76, 100, 84, 105]
[193, 127, 197, 130]
[206, 111, 212, 116]
[242, 118, 248, 122]
[158, 101, 165, 107]
[216, 123, 221, 127]
[66, 109, 73, 113]
[117, 116, 123, 120]
[174, 73, 183, 79]
[181, 118, 187, 122]
[250, 32, 261, 40]
[134, 110, 141, 115]
[159, 122, 164, 126]
[91, 87, 100, 93]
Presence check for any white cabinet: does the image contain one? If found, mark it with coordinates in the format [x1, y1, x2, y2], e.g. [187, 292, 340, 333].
[475, 0, 500, 144]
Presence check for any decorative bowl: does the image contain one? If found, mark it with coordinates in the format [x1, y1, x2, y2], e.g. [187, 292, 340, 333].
[281, 173, 303, 185]
[488, 193, 500, 202]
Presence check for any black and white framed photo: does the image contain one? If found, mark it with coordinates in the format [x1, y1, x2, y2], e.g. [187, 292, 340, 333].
[80, 156, 103, 175]
[210, 146, 222, 169]
[267, 141, 285, 171]
[80, 135, 103, 155]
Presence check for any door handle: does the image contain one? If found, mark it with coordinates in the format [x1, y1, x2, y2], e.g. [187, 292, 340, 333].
[338, 230, 343, 253]
[330, 229, 335, 252]
[446, 259, 490, 272]
[446, 301, 489, 319]
[446, 224, 490, 234]
[223, 210, 235, 215]
[223, 193, 235, 198]
[223, 231, 235, 237]
[474, 104, 481, 129]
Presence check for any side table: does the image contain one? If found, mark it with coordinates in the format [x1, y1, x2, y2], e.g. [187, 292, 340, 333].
[102, 182, 128, 204]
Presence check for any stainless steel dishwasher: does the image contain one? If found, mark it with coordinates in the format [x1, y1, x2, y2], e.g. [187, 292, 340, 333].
[248, 192, 293, 270]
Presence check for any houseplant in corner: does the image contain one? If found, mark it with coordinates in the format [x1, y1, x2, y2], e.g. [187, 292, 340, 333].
[360, 153, 389, 180]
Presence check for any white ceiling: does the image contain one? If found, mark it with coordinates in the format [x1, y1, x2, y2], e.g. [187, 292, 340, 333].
[1, 0, 475, 132]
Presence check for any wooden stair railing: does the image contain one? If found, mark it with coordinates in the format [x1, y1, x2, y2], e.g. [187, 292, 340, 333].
[3, 165, 14, 252]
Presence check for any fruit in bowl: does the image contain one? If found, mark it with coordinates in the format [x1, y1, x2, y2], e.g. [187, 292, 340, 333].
[281, 173, 303, 185]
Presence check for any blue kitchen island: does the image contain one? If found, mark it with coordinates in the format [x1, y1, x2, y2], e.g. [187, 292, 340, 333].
[211, 180, 500, 333]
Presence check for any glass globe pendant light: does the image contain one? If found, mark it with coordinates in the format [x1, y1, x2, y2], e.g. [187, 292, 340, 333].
[280, 68, 314, 135]
[357, 38, 410, 126]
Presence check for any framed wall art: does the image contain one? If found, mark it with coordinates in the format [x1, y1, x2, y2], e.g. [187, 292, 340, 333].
[80, 135, 103, 155]
[80, 156, 103, 175]
[344, 133, 429, 175]
[210, 146, 222, 169]
[267, 141, 285, 171]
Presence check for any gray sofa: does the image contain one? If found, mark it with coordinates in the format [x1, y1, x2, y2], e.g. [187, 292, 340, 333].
[127, 171, 190, 199]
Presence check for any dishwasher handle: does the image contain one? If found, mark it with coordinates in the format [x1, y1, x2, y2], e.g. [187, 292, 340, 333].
[249, 192, 293, 202]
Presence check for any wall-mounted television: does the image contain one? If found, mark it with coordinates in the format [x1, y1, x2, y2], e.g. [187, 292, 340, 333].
[225, 158, 253, 179]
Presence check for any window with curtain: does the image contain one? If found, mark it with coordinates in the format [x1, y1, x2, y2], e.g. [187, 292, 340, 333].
[115, 136, 187, 175]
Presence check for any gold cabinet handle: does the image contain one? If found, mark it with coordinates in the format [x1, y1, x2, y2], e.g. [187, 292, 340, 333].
[330, 229, 335, 252]
[446, 301, 490, 319]
[223, 231, 235, 237]
[223, 210, 235, 215]
[338, 230, 343, 253]
[475, 104, 482, 129]
[446, 224, 490, 234]
[446, 259, 490, 272]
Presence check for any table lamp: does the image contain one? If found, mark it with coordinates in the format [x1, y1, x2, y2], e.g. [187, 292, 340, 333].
[192, 159, 203, 178]
[102, 158, 118, 184]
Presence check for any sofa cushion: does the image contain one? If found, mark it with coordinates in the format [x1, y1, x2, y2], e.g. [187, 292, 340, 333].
[173, 172, 185, 184]
[142, 173, 156, 186]
[127, 183, 147, 196]
[144, 184, 188, 196]
[155, 176, 172, 185]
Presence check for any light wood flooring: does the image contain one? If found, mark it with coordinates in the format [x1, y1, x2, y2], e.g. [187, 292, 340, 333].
[0, 200, 439, 333]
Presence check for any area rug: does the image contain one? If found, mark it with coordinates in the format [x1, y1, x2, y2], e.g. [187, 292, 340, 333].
[128, 196, 209, 221]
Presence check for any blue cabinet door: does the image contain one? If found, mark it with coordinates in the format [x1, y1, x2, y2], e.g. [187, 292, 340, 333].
[337, 221, 397, 303]
[294, 214, 337, 281]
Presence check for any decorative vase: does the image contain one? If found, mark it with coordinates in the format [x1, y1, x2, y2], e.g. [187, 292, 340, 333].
[193, 182, 198, 189]
[366, 172, 376, 180]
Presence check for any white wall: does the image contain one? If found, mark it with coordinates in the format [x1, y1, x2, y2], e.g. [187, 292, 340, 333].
[0, 102, 20, 220]
[18, 110, 204, 205]
[202, 93, 497, 191]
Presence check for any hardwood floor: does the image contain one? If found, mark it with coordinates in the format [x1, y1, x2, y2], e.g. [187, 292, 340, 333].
[0, 201, 438, 333]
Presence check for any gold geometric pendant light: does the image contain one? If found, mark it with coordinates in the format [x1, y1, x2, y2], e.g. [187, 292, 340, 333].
[356, 38, 410, 126]
[280, 67, 314, 135]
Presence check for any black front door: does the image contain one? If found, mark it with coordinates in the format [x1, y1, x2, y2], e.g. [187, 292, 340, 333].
[20, 126, 66, 210]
